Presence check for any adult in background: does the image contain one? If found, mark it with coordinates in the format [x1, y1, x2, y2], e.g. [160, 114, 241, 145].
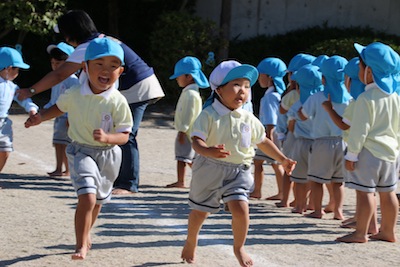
[17, 10, 165, 194]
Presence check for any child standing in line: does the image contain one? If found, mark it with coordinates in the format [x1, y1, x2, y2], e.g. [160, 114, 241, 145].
[25, 38, 133, 259]
[337, 42, 400, 243]
[181, 60, 296, 267]
[251, 57, 287, 200]
[288, 64, 323, 214]
[44, 42, 79, 177]
[0, 47, 38, 175]
[166, 56, 209, 188]
[298, 56, 350, 220]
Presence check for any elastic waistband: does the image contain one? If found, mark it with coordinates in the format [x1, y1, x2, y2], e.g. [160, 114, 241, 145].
[198, 155, 250, 170]
[70, 141, 114, 151]
[315, 136, 341, 141]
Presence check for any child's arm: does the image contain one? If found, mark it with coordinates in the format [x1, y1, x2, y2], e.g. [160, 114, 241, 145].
[322, 94, 350, 130]
[24, 105, 64, 128]
[93, 129, 129, 145]
[297, 107, 307, 121]
[257, 138, 296, 175]
[192, 136, 231, 158]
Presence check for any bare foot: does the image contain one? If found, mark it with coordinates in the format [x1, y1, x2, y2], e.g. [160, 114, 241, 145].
[333, 213, 345, 220]
[47, 170, 64, 177]
[71, 247, 88, 260]
[341, 216, 356, 225]
[265, 194, 282, 200]
[234, 247, 253, 267]
[289, 200, 296, 207]
[340, 221, 356, 229]
[249, 193, 261, 199]
[291, 207, 305, 214]
[370, 231, 397, 242]
[323, 205, 334, 213]
[181, 242, 196, 264]
[112, 188, 136, 195]
[336, 232, 368, 243]
[62, 171, 70, 177]
[304, 211, 324, 219]
[275, 201, 289, 208]
[165, 182, 186, 188]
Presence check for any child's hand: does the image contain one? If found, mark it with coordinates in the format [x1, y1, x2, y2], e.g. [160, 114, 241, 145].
[322, 94, 333, 111]
[207, 144, 231, 158]
[24, 113, 42, 128]
[345, 160, 356, 171]
[93, 128, 109, 143]
[282, 158, 297, 175]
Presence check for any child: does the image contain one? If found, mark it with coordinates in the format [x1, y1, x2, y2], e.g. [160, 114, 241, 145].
[0, 47, 38, 175]
[166, 56, 209, 188]
[298, 56, 350, 220]
[288, 64, 323, 214]
[251, 57, 287, 200]
[181, 60, 296, 267]
[337, 42, 400, 243]
[44, 42, 79, 177]
[25, 38, 133, 259]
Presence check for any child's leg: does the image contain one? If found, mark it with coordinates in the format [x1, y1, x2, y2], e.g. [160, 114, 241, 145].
[370, 191, 398, 242]
[181, 209, 209, 263]
[61, 144, 69, 175]
[48, 144, 65, 176]
[305, 181, 324, 218]
[250, 159, 264, 199]
[332, 182, 344, 220]
[275, 173, 292, 207]
[228, 200, 253, 267]
[292, 182, 307, 213]
[86, 203, 102, 249]
[167, 160, 187, 188]
[0, 151, 10, 172]
[324, 183, 335, 213]
[336, 190, 374, 243]
[72, 193, 97, 260]
[266, 163, 284, 200]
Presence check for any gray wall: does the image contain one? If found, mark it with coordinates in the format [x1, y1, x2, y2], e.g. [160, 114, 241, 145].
[196, 0, 400, 39]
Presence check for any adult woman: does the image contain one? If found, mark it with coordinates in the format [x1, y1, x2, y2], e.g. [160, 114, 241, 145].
[18, 10, 165, 194]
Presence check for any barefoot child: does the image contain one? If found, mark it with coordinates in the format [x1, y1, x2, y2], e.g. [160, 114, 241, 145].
[44, 42, 79, 177]
[0, 47, 38, 174]
[166, 56, 209, 188]
[25, 38, 133, 258]
[337, 42, 400, 243]
[181, 60, 296, 266]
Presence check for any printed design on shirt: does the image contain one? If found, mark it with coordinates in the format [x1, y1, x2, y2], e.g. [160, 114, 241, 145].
[240, 123, 251, 148]
[101, 112, 113, 133]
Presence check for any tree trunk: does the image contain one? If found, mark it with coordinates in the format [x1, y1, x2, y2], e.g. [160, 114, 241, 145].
[218, 0, 231, 61]
[108, 0, 119, 36]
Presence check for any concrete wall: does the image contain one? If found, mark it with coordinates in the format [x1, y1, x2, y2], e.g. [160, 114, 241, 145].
[196, 0, 400, 39]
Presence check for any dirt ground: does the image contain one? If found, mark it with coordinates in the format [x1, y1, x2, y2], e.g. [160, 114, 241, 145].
[1, 110, 400, 267]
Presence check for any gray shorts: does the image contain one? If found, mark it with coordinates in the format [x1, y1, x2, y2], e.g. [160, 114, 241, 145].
[281, 131, 295, 158]
[67, 142, 122, 204]
[345, 148, 398, 193]
[53, 116, 71, 145]
[254, 131, 281, 164]
[290, 137, 313, 184]
[307, 137, 345, 184]
[188, 155, 253, 213]
[0, 118, 13, 152]
[175, 133, 195, 163]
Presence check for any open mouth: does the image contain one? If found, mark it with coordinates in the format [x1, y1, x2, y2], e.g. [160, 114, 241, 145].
[98, 76, 110, 84]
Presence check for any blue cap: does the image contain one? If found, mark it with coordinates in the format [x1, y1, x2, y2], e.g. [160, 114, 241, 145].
[257, 57, 287, 94]
[47, 42, 74, 56]
[169, 56, 210, 88]
[85, 38, 124, 65]
[312, 55, 329, 68]
[320, 55, 351, 103]
[344, 57, 365, 99]
[354, 42, 400, 94]
[209, 60, 259, 90]
[291, 64, 323, 104]
[287, 53, 316, 72]
[0, 47, 30, 69]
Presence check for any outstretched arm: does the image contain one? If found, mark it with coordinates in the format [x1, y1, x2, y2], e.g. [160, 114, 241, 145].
[257, 138, 296, 175]
[25, 105, 64, 128]
[191, 136, 231, 159]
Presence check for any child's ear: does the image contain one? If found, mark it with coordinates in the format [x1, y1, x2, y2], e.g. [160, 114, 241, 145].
[82, 62, 87, 73]
[118, 66, 124, 75]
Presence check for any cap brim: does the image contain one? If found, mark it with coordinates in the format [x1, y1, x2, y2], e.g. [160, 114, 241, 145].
[221, 64, 259, 87]
[14, 63, 30, 69]
[46, 44, 57, 54]
[354, 43, 365, 56]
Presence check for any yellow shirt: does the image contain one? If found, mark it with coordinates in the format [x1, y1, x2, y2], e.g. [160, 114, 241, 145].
[191, 99, 266, 165]
[280, 89, 299, 111]
[341, 100, 355, 143]
[56, 81, 133, 147]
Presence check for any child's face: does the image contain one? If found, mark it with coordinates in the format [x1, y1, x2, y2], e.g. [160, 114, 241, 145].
[216, 78, 251, 110]
[258, 73, 273, 88]
[84, 56, 124, 94]
[50, 58, 65, 71]
[176, 74, 194, 88]
[344, 75, 351, 92]
[0, 67, 20, 81]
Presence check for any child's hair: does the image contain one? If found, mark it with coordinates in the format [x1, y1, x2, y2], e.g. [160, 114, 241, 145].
[58, 10, 98, 44]
[49, 48, 69, 61]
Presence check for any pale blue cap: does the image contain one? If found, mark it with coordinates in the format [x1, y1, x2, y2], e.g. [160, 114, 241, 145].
[169, 56, 209, 88]
[344, 57, 365, 99]
[47, 42, 74, 56]
[257, 57, 287, 94]
[287, 53, 316, 72]
[0, 47, 30, 69]
[85, 38, 124, 65]
[354, 42, 400, 94]
[209, 60, 258, 90]
[291, 64, 323, 103]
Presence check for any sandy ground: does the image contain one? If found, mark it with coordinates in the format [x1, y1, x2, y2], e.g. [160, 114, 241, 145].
[1, 109, 400, 267]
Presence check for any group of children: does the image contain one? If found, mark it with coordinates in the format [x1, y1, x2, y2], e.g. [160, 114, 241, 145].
[1, 36, 399, 266]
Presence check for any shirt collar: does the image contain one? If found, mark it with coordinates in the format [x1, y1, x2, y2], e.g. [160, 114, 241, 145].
[80, 78, 117, 99]
[265, 86, 275, 95]
[364, 82, 377, 92]
[182, 83, 199, 92]
[212, 98, 244, 116]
